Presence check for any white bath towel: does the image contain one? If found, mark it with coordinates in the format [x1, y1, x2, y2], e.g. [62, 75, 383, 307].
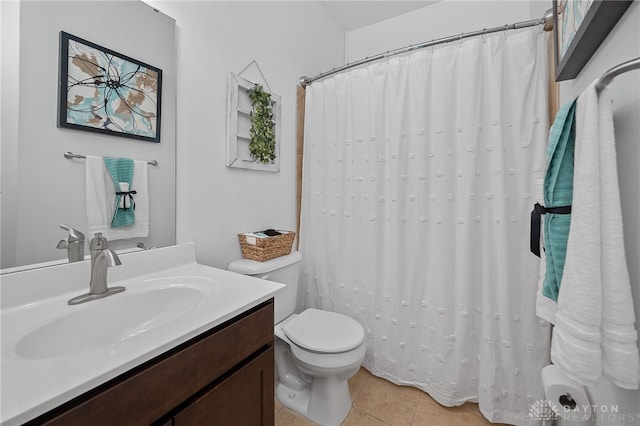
[86, 156, 149, 240]
[551, 81, 639, 390]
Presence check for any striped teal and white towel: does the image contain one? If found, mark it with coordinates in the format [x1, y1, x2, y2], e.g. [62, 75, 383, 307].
[542, 100, 576, 303]
[104, 157, 135, 228]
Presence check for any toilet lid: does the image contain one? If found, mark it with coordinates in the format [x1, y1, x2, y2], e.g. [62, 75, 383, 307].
[282, 309, 365, 353]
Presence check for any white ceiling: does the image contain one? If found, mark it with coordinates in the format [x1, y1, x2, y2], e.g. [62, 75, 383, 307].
[319, 1, 440, 31]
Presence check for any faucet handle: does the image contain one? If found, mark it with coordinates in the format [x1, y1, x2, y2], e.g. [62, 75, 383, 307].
[60, 224, 85, 243]
[90, 232, 109, 250]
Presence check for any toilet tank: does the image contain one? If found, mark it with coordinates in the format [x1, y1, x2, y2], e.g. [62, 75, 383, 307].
[227, 251, 302, 324]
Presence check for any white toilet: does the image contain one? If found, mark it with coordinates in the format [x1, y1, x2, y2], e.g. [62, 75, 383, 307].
[228, 251, 366, 426]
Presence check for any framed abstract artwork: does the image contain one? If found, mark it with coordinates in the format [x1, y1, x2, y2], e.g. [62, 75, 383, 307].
[553, 0, 632, 81]
[58, 31, 162, 142]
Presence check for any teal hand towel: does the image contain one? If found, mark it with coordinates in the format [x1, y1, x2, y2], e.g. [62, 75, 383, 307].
[103, 157, 135, 228]
[542, 100, 576, 302]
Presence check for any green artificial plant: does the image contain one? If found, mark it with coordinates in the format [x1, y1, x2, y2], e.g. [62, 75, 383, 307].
[248, 84, 276, 163]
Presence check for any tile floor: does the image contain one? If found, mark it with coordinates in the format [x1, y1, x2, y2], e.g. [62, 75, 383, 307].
[275, 368, 512, 426]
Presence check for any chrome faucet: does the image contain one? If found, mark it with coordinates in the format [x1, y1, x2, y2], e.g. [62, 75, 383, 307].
[57, 224, 85, 262]
[136, 242, 156, 250]
[68, 233, 125, 305]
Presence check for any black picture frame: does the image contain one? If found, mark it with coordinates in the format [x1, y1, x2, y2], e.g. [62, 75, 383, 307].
[58, 31, 162, 142]
[553, 0, 632, 82]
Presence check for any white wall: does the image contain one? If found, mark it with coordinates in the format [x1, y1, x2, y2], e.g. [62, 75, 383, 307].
[146, 1, 344, 269]
[347, 0, 531, 63]
[529, 0, 551, 21]
[1, 0, 177, 268]
[556, 2, 640, 422]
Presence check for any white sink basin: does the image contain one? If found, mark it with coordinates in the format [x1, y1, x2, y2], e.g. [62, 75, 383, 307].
[14, 280, 210, 359]
[1, 243, 285, 426]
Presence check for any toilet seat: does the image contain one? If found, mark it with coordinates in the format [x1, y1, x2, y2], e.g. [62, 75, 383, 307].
[282, 308, 365, 354]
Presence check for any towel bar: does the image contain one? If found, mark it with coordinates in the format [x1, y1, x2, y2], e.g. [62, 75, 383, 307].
[596, 57, 640, 91]
[64, 151, 158, 166]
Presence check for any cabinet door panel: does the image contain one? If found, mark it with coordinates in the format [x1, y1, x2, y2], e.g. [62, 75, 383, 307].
[29, 301, 273, 426]
[174, 347, 274, 426]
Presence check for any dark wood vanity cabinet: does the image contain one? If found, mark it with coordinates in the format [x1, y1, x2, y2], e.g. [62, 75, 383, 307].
[173, 347, 273, 425]
[28, 300, 275, 426]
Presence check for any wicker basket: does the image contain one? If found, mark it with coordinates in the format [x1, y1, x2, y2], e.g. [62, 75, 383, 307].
[238, 231, 295, 262]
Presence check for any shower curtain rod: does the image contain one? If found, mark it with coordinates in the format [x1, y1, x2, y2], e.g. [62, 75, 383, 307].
[300, 8, 554, 87]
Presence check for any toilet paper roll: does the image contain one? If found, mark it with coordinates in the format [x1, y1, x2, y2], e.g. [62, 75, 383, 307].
[542, 365, 592, 423]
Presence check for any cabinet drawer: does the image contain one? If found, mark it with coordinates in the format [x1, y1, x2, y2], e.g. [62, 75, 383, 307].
[174, 346, 274, 426]
[32, 300, 274, 426]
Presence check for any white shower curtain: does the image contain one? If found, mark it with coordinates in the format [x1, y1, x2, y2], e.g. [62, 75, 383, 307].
[299, 29, 551, 425]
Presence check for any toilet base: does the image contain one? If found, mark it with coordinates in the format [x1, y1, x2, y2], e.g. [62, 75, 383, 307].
[276, 375, 352, 426]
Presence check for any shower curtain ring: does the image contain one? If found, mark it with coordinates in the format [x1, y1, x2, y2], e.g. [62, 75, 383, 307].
[459, 32, 464, 48]
[504, 24, 509, 39]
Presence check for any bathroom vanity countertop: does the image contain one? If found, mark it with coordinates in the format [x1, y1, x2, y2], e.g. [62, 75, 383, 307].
[0, 243, 283, 425]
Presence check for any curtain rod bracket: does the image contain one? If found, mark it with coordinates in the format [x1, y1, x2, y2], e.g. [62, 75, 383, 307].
[543, 8, 554, 32]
